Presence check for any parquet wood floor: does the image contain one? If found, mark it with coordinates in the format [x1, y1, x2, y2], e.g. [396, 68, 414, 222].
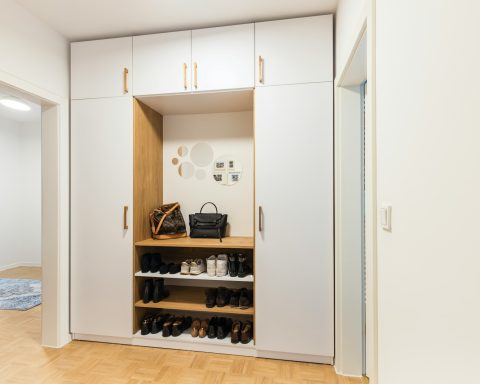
[0, 267, 366, 384]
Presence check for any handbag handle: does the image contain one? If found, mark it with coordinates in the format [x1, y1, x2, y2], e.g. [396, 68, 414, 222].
[200, 202, 218, 214]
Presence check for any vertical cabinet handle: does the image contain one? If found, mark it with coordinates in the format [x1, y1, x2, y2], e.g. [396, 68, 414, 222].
[123, 206, 129, 230]
[183, 63, 188, 90]
[194, 62, 198, 89]
[258, 206, 263, 232]
[259, 56, 264, 84]
[123, 68, 129, 94]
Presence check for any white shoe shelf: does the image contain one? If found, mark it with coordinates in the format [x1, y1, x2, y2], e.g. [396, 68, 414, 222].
[134, 270, 254, 283]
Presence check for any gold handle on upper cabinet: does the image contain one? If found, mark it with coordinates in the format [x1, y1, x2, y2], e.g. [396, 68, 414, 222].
[183, 63, 188, 90]
[194, 62, 198, 89]
[123, 68, 129, 94]
[123, 206, 128, 230]
[259, 56, 264, 84]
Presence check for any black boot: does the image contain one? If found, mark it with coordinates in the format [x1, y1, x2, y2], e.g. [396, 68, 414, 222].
[229, 289, 240, 307]
[141, 254, 152, 273]
[237, 254, 250, 278]
[207, 317, 218, 339]
[142, 279, 153, 303]
[150, 254, 162, 273]
[216, 287, 231, 307]
[217, 317, 232, 340]
[151, 313, 169, 334]
[238, 288, 252, 309]
[153, 278, 169, 303]
[228, 254, 238, 277]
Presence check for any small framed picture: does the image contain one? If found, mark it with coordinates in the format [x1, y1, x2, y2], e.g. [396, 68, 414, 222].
[229, 172, 241, 183]
[228, 160, 236, 170]
[215, 161, 225, 171]
[213, 173, 223, 182]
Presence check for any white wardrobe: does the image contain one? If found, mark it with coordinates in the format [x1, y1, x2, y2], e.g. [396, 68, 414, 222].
[71, 14, 334, 363]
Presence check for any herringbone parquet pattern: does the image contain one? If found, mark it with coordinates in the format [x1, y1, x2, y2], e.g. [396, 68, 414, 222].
[0, 267, 366, 384]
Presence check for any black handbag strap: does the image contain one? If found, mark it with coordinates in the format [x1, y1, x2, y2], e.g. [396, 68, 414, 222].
[200, 202, 218, 214]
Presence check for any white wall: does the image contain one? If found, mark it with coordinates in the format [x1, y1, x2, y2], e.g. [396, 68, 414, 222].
[335, 0, 367, 76]
[376, 1, 480, 383]
[0, 0, 69, 98]
[0, 117, 41, 269]
[163, 111, 254, 236]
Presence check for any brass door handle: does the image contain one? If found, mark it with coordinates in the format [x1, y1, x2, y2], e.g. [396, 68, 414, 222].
[194, 62, 198, 89]
[123, 206, 128, 230]
[123, 68, 129, 94]
[259, 56, 264, 84]
[183, 63, 188, 90]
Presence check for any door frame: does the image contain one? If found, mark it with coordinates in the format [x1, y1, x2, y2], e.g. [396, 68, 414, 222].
[0, 70, 70, 348]
[334, 9, 378, 383]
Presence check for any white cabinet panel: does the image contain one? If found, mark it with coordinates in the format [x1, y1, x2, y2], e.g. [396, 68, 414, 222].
[71, 97, 133, 337]
[71, 37, 132, 99]
[255, 83, 334, 357]
[255, 15, 333, 86]
[192, 24, 254, 92]
[133, 31, 191, 95]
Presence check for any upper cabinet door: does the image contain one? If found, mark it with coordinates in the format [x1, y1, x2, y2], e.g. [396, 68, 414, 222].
[133, 31, 192, 96]
[255, 15, 333, 86]
[71, 37, 132, 99]
[192, 24, 254, 92]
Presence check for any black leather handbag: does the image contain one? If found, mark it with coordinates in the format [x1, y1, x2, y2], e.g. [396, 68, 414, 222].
[189, 202, 228, 242]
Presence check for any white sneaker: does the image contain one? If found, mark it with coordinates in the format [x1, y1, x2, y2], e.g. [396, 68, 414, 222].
[216, 254, 228, 277]
[190, 259, 206, 275]
[206, 255, 216, 277]
[181, 259, 193, 275]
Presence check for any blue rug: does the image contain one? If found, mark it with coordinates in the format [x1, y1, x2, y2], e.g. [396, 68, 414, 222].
[0, 278, 41, 310]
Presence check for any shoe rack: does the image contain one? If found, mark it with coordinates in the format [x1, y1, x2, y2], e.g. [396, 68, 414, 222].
[132, 99, 255, 355]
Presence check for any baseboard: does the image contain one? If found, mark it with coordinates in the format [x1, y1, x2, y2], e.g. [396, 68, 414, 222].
[72, 333, 133, 345]
[334, 365, 364, 378]
[0, 262, 42, 272]
[256, 350, 334, 364]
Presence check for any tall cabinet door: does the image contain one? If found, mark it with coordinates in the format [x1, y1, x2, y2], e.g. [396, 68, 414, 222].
[255, 83, 334, 357]
[133, 31, 192, 95]
[71, 97, 133, 338]
[71, 37, 132, 99]
[192, 24, 254, 92]
[255, 15, 333, 86]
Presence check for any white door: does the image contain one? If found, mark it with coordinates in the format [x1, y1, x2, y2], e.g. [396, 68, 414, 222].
[71, 37, 132, 99]
[133, 31, 192, 95]
[71, 97, 133, 338]
[255, 15, 333, 86]
[192, 24, 254, 92]
[255, 83, 334, 357]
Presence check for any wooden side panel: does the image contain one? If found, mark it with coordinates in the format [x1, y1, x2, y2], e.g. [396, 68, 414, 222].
[133, 99, 163, 332]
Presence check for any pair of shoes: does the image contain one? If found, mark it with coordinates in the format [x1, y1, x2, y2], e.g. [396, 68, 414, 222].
[207, 317, 233, 339]
[228, 253, 251, 278]
[142, 279, 169, 303]
[205, 287, 232, 308]
[159, 262, 181, 275]
[191, 318, 210, 338]
[141, 313, 170, 335]
[181, 259, 206, 275]
[162, 315, 193, 337]
[206, 254, 228, 277]
[231, 320, 253, 344]
[141, 253, 162, 273]
[228, 288, 252, 309]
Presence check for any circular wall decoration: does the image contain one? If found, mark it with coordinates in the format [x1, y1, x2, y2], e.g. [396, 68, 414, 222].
[171, 157, 179, 165]
[190, 142, 214, 167]
[178, 162, 194, 179]
[212, 156, 242, 186]
[177, 145, 188, 157]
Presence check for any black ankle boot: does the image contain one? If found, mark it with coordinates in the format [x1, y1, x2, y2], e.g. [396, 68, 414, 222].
[238, 288, 252, 309]
[237, 254, 250, 278]
[141, 254, 152, 273]
[153, 278, 169, 303]
[207, 317, 218, 339]
[141, 313, 154, 335]
[150, 254, 162, 273]
[142, 279, 153, 303]
[228, 254, 238, 277]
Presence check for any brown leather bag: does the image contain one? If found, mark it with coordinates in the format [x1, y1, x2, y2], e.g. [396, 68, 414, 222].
[149, 202, 187, 240]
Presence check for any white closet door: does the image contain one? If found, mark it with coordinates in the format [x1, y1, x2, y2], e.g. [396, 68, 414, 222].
[71, 37, 132, 99]
[133, 31, 192, 95]
[71, 97, 133, 338]
[192, 24, 254, 92]
[255, 15, 333, 86]
[255, 83, 334, 357]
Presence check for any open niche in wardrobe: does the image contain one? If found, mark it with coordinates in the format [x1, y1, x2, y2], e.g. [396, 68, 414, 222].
[131, 89, 255, 354]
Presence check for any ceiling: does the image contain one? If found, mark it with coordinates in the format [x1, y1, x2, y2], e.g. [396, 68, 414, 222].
[16, 0, 338, 41]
